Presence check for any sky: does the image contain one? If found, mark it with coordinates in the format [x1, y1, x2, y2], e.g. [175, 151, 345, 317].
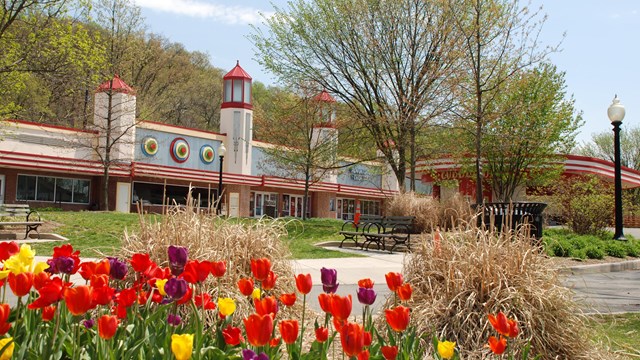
[131, 0, 640, 146]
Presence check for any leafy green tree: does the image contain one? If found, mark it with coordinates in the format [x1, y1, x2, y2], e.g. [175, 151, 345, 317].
[579, 125, 640, 171]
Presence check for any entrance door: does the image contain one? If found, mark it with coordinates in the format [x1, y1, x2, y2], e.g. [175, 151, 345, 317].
[115, 182, 131, 213]
[0, 175, 5, 204]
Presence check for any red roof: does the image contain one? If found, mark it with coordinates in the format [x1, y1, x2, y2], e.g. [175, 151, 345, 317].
[223, 61, 252, 80]
[96, 75, 135, 94]
[314, 90, 336, 103]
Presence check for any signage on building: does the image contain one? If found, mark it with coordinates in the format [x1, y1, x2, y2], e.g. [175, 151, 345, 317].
[349, 167, 370, 182]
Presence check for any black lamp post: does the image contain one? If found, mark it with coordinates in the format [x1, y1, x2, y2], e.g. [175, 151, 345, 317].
[608, 95, 626, 240]
[217, 143, 226, 215]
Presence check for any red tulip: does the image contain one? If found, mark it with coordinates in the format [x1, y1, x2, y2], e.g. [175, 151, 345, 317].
[358, 349, 370, 360]
[315, 327, 329, 343]
[295, 273, 312, 294]
[254, 296, 278, 317]
[357, 278, 374, 289]
[115, 287, 137, 308]
[0, 241, 19, 261]
[487, 336, 507, 355]
[91, 283, 115, 306]
[42, 305, 56, 322]
[28, 277, 68, 309]
[397, 283, 412, 301]
[33, 271, 50, 291]
[210, 261, 226, 277]
[364, 331, 372, 346]
[63, 285, 95, 316]
[222, 325, 243, 346]
[381, 345, 398, 360]
[0, 304, 11, 335]
[488, 312, 519, 338]
[98, 315, 119, 340]
[176, 286, 193, 305]
[181, 260, 211, 284]
[318, 293, 332, 313]
[262, 271, 277, 290]
[385, 272, 403, 292]
[385, 306, 410, 332]
[279, 292, 296, 307]
[270, 337, 281, 347]
[279, 319, 299, 345]
[130, 253, 153, 273]
[194, 293, 216, 310]
[330, 294, 352, 321]
[8, 272, 33, 297]
[78, 260, 111, 281]
[243, 313, 273, 347]
[250, 258, 271, 281]
[333, 317, 346, 332]
[51, 244, 81, 274]
[237, 278, 254, 296]
[339, 321, 365, 357]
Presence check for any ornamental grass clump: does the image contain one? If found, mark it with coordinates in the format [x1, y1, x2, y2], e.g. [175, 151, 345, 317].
[385, 192, 473, 232]
[403, 227, 598, 359]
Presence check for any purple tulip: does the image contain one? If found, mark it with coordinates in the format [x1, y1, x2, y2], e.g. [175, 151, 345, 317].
[168, 245, 188, 276]
[47, 256, 75, 275]
[167, 313, 182, 326]
[357, 287, 377, 306]
[320, 267, 339, 293]
[108, 257, 128, 280]
[83, 319, 95, 329]
[164, 278, 188, 300]
[242, 349, 269, 360]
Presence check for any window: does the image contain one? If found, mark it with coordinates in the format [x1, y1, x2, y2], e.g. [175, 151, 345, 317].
[360, 200, 380, 216]
[337, 198, 355, 220]
[132, 182, 215, 207]
[17, 175, 90, 204]
[224, 80, 232, 102]
[244, 80, 251, 104]
[233, 79, 243, 102]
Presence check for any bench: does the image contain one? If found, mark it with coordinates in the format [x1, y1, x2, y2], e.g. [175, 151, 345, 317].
[478, 202, 547, 242]
[361, 216, 418, 253]
[0, 204, 43, 239]
[338, 214, 384, 248]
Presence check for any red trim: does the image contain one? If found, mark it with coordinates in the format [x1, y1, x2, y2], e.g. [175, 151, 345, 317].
[223, 62, 252, 80]
[96, 75, 135, 95]
[138, 120, 225, 136]
[4, 119, 98, 134]
[221, 102, 253, 110]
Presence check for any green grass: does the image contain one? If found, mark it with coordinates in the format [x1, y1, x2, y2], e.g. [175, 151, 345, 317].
[542, 228, 640, 260]
[30, 211, 358, 259]
[588, 313, 640, 358]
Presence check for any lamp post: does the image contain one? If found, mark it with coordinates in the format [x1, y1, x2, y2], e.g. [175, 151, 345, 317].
[217, 143, 226, 215]
[608, 95, 626, 240]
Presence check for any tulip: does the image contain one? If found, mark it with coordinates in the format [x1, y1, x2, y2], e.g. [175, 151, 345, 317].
[437, 340, 456, 359]
[357, 278, 374, 289]
[330, 294, 352, 321]
[78, 260, 111, 281]
[0, 337, 14, 360]
[0, 241, 19, 261]
[42, 305, 56, 322]
[222, 325, 243, 346]
[487, 336, 507, 355]
[295, 273, 312, 294]
[357, 287, 377, 306]
[63, 285, 94, 316]
[385, 305, 410, 332]
[168, 313, 182, 326]
[47, 257, 75, 275]
[397, 283, 412, 301]
[168, 246, 188, 276]
[251, 288, 261, 300]
[318, 293, 333, 313]
[83, 319, 95, 329]
[155, 279, 168, 296]
[243, 313, 273, 347]
[0, 304, 11, 335]
[194, 293, 216, 310]
[237, 278, 254, 296]
[320, 267, 339, 293]
[115, 287, 137, 308]
[381, 345, 398, 360]
[164, 278, 188, 300]
[488, 312, 519, 338]
[279, 319, 299, 345]
[171, 333, 194, 360]
[254, 296, 278, 317]
[181, 260, 211, 284]
[130, 253, 153, 273]
[242, 349, 269, 360]
[339, 321, 365, 357]
[176, 286, 193, 305]
[8, 272, 33, 297]
[261, 270, 277, 290]
[279, 292, 296, 307]
[28, 277, 67, 310]
[315, 327, 329, 343]
[385, 272, 403, 292]
[98, 315, 119, 340]
[358, 349, 370, 360]
[218, 297, 236, 316]
[210, 260, 226, 277]
[250, 258, 271, 281]
[107, 257, 128, 280]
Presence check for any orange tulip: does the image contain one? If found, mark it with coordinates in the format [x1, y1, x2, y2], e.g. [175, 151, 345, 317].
[397, 283, 412, 301]
[279, 319, 299, 345]
[488, 312, 519, 338]
[385, 305, 410, 332]
[254, 296, 278, 317]
[8, 272, 33, 297]
[98, 315, 119, 340]
[385, 272, 403, 292]
[78, 260, 111, 281]
[250, 258, 271, 281]
[487, 335, 507, 355]
[295, 273, 312, 294]
[318, 293, 332, 313]
[262, 271, 277, 290]
[339, 321, 365, 357]
[330, 294, 352, 321]
[381, 345, 398, 360]
[63, 285, 94, 316]
[243, 313, 273, 347]
[279, 292, 296, 307]
[237, 278, 254, 296]
[357, 278, 374, 289]
[0, 304, 11, 335]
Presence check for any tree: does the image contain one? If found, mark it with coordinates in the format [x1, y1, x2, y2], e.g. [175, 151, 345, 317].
[448, 0, 560, 204]
[251, 0, 459, 191]
[579, 125, 640, 171]
[482, 63, 581, 201]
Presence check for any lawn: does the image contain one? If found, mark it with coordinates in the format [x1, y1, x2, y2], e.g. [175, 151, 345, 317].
[588, 313, 640, 358]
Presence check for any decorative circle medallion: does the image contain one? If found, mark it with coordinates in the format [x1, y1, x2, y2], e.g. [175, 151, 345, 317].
[170, 138, 190, 163]
[141, 137, 159, 156]
[200, 145, 215, 164]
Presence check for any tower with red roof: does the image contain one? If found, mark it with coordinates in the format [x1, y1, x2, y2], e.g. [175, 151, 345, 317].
[220, 61, 253, 175]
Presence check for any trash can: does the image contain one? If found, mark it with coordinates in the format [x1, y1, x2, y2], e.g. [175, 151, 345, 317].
[474, 202, 547, 240]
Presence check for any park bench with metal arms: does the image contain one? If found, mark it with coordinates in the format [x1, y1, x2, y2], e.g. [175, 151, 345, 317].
[0, 204, 43, 239]
[361, 216, 418, 253]
[338, 214, 384, 248]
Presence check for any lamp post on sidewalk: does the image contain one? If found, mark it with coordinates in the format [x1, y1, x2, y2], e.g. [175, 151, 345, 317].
[217, 143, 226, 215]
[608, 95, 626, 240]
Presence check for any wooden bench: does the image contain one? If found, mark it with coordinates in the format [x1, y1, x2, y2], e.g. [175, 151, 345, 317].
[0, 204, 43, 239]
[361, 216, 418, 253]
[338, 214, 384, 248]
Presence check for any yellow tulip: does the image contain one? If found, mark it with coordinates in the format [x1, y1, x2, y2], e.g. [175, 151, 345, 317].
[0, 271, 9, 281]
[4, 244, 35, 275]
[156, 279, 168, 296]
[0, 337, 14, 360]
[251, 288, 261, 300]
[33, 262, 49, 275]
[437, 340, 456, 359]
[217, 297, 236, 316]
[171, 333, 193, 360]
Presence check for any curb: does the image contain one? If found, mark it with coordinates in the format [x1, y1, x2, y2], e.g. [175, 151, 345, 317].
[559, 259, 640, 275]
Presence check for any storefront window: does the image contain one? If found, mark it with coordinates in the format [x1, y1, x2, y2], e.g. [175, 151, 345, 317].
[17, 175, 90, 204]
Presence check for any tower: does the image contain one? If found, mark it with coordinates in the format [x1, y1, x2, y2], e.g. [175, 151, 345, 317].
[219, 61, 253, 175]
[311, 90, 338, 183]
[93, 75, 136, 162]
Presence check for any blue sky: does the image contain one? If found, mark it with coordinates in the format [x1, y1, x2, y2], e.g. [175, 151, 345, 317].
[132, 0, 640, 146]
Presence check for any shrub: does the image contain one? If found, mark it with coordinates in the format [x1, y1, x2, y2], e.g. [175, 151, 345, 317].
[385, 192, 473, 232]
[547, 239, 571, 257]
[584, 245, 605, 260]
[605, 241, 627, 258]
[570, 248, 587, 260]
[624, 242, 640, 257]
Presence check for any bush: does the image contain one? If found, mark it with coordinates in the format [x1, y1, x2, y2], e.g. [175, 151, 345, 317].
[548, 239, 571, 257]
[584, 245, 605, 260]
[624, 242, 640, 257]
[385, 192, 473, 232]
[570, 248, 587, 259]
[605, 241, 627, 258]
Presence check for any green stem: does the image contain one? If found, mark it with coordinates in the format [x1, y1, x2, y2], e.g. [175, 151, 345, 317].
[299, 293, 306, 352]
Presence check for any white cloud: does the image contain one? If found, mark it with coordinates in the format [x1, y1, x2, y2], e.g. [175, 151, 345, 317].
[132, 0, 272, 25]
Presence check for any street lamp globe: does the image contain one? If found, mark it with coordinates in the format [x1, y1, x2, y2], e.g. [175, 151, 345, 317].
[218, 143, 226, 158]
[608, 95, 626, 240]
[608, 95, 625, 124]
